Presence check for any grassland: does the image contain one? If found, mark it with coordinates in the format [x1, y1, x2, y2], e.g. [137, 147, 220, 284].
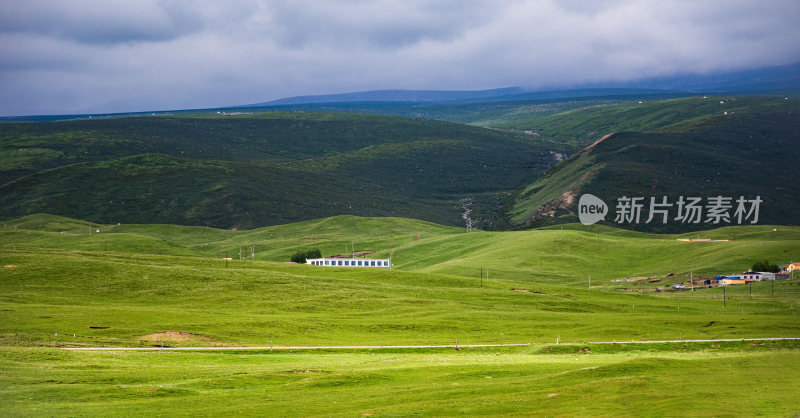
[258, 96, 651, 127]
[3, 86, 800, 415]
[2, 215, 798, 347]
[508, 97, 800, 231]
[494, 96, 798, 145]
[3, 343, 799, 416]
[2, 215, 799, 415]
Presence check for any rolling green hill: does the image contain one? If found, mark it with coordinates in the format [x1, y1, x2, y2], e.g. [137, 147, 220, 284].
[3, 97, 798, 233]
[2, 214, 799, 347]
[508, 97, 800, 231]
[0, 113, 565, 229]
[250, 91, 695, 128]
[4, 213, 799, 289]
[1, 213, 798, 356]
[496, 95, 797, 145]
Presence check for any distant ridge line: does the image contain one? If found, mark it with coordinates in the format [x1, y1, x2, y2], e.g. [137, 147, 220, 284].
[251, 87, 526, 106]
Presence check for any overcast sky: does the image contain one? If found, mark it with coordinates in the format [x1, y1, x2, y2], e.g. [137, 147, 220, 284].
[1, 0, 799, 116]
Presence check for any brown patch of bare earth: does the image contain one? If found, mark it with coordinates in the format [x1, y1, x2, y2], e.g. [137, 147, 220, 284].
[560, 190, 577, 206]
[283, 369, 328, 374]
[527, 189, 579, 223]
[511, 288, 544, 294]
[582, 133, 614, 154]
[138, 331, 228, 346]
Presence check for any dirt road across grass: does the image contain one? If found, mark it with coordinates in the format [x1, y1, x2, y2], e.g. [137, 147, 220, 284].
[61, 337, 800, 351]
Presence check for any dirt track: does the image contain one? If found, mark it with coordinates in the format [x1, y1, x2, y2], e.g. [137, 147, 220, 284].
[61, 337, 800, 351]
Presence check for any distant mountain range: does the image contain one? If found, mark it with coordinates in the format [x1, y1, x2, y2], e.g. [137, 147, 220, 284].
[582, 61, 800, 93]
[251, 62, 800, 107]
[3, 62, 798, 122]
[251, 87, 526, 106]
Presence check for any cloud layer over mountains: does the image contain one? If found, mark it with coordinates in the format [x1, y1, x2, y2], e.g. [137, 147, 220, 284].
[1, 0, 798, 115]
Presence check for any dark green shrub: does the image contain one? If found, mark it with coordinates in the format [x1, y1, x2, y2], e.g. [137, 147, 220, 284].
[291, 248, 322, 263]
[751, 260, 779, 273]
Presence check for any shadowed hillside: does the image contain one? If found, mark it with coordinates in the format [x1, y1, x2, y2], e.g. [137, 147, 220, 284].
[0, 113, 565, 229]
[508, 97, 800, 231]
[2, 97, 798, 232]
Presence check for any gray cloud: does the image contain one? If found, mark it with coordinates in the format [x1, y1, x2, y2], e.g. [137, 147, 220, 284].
[1, 0, 799, 116]
[262, 0, 498, 49]
[0, 0, 212, 45]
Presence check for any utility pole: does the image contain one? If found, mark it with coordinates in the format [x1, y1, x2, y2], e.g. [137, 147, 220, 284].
[723, 286, 726, 308]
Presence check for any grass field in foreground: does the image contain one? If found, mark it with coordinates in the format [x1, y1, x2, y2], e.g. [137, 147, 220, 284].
[2, 214, 799, 415]
[2, 342, 799, 416]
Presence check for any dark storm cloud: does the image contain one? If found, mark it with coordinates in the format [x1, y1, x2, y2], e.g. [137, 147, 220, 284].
[1, 0, 799, 116]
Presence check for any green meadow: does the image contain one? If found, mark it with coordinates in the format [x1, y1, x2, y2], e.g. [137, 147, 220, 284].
[3, 344, 799, 416]
[1, 214, 799, 415]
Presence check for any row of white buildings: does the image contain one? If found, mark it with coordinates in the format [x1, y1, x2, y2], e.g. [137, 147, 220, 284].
[306, 257, 392, 269]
